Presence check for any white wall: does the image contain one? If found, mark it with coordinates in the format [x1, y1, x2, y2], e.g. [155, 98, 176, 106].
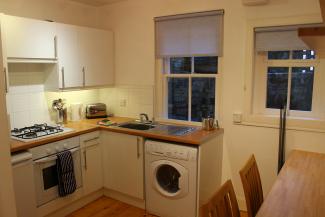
[98, 0, 323, 209]
[99, 86, 154, 119]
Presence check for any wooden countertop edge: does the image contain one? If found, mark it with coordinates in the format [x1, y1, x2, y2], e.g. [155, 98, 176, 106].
[11, 122, 224, 153]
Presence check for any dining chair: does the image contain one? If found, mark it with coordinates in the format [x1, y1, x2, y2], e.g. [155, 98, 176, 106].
[201, 180, 240, 217]
[239, 155, 263, 217]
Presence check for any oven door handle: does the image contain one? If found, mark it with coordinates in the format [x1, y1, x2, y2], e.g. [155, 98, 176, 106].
[34, 147, 80, 164]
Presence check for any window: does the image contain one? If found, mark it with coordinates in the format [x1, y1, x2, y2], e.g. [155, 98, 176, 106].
[254, 49, 318, 117]
[165, 56, 217, 122]
[155, 10, 223, 123]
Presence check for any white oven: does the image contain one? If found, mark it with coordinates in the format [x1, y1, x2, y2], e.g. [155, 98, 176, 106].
[29, 136, 82, 207]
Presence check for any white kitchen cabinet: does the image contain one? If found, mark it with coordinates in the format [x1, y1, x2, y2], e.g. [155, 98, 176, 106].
[102, 131, 144, 200]
[45, 24, 114, 90]
[78, 27, 114, 87]
[80, 131, 103, 195]
[0, 14, 8, 94]
[1, 15, 56, 60]
[56, 24, 83, 88]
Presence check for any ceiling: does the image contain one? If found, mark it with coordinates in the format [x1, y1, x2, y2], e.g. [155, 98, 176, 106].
[70, 0, 126, 7]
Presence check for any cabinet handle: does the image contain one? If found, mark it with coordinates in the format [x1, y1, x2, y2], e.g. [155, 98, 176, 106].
[54, 36, 58, 59]
[137, 137, 141, 159]
[3, 67, 8, 93]
[82, 67, 85, 87]
[83, 150, 87, 170]
[61, 67, 65, 89]
[83, 137, 99, 143]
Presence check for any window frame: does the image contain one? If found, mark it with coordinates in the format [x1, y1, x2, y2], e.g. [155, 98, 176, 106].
[254, 51, 321, 119]
[161, 56, 219, 124]
[242, 17, 325, 132]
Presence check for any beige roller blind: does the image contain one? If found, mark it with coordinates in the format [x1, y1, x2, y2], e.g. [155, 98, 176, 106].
[255, 26, 309, 51]
[155, 10, 224, 58]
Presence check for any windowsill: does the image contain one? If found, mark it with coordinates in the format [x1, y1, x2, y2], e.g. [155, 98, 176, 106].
[239, 114, 325, 133]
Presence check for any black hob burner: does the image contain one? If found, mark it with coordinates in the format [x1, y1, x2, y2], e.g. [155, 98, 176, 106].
[11, 124, 64, 140]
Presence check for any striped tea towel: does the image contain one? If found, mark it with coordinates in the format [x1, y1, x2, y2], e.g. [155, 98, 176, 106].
[56, 150, 77, 197]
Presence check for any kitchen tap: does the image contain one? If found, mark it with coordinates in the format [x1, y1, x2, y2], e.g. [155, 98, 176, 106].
[139, 113, 149, 123]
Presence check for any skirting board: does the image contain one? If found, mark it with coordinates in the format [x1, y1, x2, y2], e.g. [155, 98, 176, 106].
[44, 190, 103, 217]
[103, 188, 145, 209]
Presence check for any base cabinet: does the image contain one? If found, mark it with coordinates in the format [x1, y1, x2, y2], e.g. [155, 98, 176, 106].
[102, 131, 144, 200]
[80, 132, 103, 196]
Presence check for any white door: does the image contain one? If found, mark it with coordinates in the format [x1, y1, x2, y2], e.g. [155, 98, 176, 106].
[56, 24, 83, 88]
[0, 15, 17, 217]
[81, 138, 103, 195]
[2, 15, 56, 59]
[78, 27, 114, 87]
[102, 132, 144, 200]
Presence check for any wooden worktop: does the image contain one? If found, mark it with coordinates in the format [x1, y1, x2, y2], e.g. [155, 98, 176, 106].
[10, 117, 223, 153]
[256, 150, 325, 217]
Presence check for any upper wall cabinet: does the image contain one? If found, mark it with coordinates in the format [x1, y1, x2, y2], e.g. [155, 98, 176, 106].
[1, 15, 56, 61]
[56, 24, 83, 88]
[78, 27, 114, 87]
[46, 24, 114, 90]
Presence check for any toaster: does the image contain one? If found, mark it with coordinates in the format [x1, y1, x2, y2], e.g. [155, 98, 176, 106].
[86, 103, 108, 119]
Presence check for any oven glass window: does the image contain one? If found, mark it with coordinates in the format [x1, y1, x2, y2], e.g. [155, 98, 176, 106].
[43, 165, 58, 190]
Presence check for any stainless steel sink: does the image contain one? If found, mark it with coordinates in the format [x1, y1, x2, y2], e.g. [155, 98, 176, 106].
[118, 122, 155, 130]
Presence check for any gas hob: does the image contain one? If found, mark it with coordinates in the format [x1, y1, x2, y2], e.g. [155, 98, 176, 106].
[11, 124, 74, 142]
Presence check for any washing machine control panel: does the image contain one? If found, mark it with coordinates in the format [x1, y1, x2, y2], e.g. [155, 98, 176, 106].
[146, 142, 197, 161]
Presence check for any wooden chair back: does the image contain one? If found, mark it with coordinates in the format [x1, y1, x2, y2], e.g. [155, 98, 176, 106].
[201, 180, 240, 217]
[239, 155, 264, 217]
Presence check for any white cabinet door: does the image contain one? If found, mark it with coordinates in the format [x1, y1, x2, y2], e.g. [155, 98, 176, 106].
[78, 27, 114, 87]
[80, 132, 103, 195]
[56, 24, 83, 88]
[102, 132, 144, 200]
[2, 15, 56, 59]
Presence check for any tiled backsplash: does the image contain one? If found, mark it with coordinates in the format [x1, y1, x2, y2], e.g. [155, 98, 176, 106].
[6, 64, 154, 128]
[6, 64, 51, 128]
[99, 86, 154, 119]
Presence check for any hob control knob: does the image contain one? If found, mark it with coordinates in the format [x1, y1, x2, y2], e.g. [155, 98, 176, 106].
[63, 144, 68, 149]
[55, 146, 60, 152]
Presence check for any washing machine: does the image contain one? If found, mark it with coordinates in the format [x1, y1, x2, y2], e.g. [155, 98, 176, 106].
[145, 140, 198, 217]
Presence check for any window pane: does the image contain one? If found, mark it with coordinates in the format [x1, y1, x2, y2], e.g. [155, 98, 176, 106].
[168, 78, 189, 120]
[194, 56, 218, 74]
[292, 50, 315, 60]
[290, 67, 314, 111]
[170, 57, 191, 74]
[266, 67, 289, 109]
[191, 78, 215, 122]
[268, 51, 290, 60]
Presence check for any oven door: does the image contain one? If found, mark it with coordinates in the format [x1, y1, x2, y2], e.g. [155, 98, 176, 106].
[33, 147, 82, 207]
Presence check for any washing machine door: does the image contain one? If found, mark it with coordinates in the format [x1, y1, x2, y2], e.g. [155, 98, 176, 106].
[150, 160, 189, 199]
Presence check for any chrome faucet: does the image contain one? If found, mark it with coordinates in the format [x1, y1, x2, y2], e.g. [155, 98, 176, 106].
[139, 113, 149, 123]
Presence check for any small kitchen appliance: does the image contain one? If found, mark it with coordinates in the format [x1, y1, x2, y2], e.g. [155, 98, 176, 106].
[86, 103, 107, 119]
[70, 103, 83, 121]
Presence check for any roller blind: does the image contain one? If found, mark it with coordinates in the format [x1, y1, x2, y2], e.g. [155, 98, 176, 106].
[255, 27, 309, 51]
[155, 10, 224, 58]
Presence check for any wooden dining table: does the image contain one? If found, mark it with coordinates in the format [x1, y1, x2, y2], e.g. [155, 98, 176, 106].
[256, 150, 325, 217]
